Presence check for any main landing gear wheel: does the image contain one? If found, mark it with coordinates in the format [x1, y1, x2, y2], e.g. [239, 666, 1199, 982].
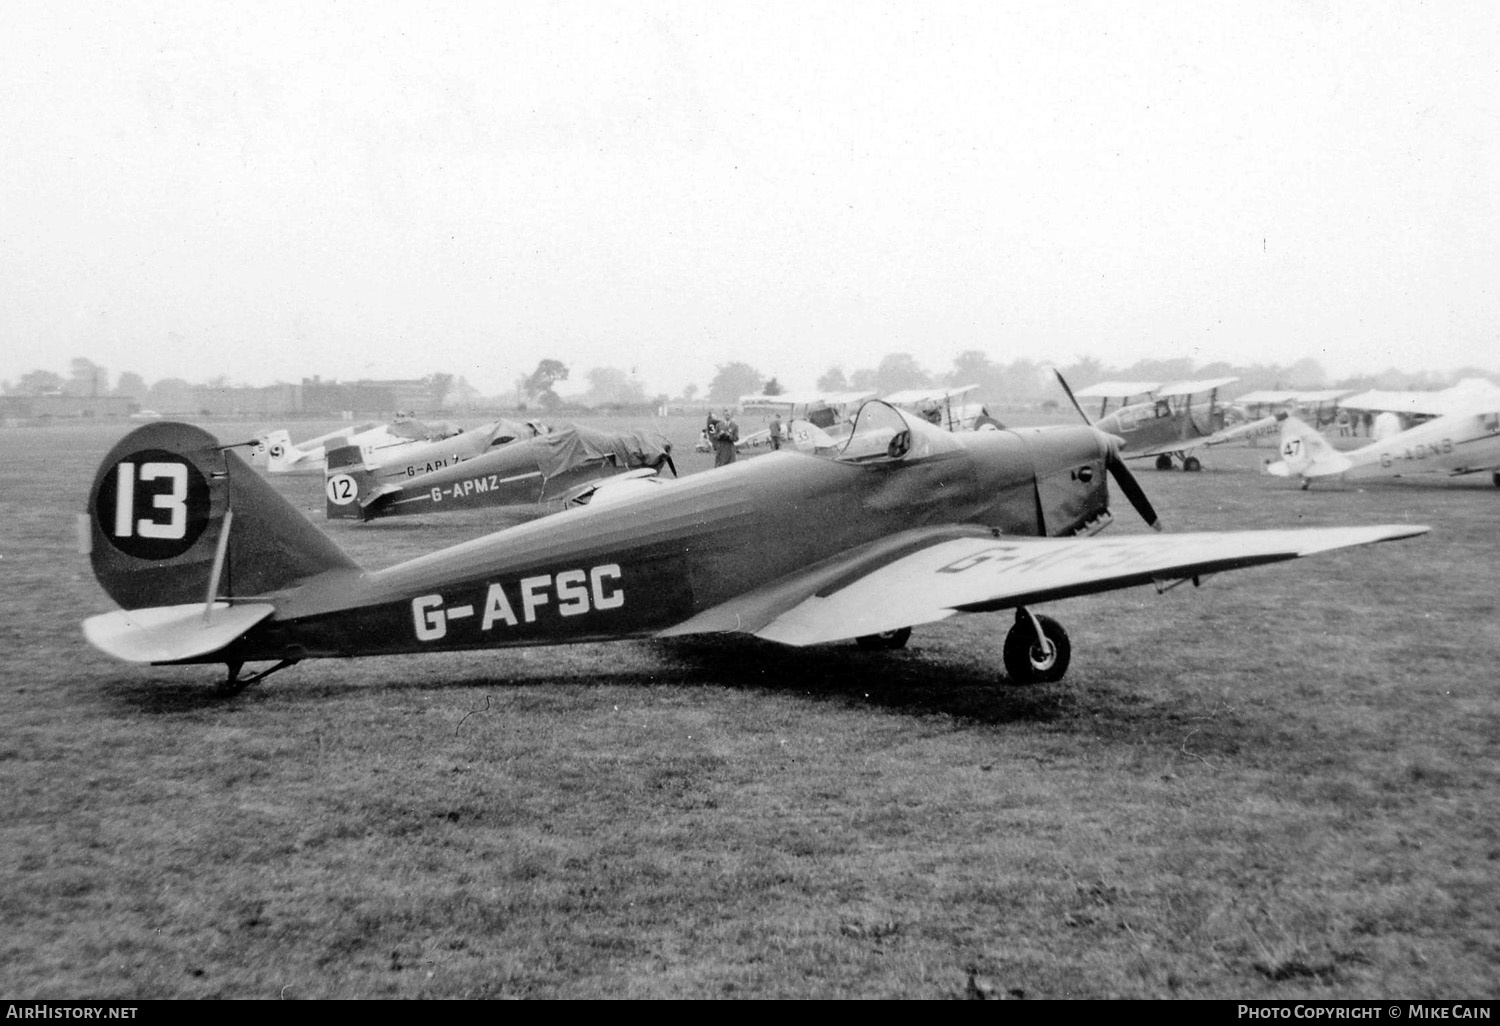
[1155, 454, 1175, 471]
[1493, 471, 1500, 488]
[1002, 611, 1071, 685]
[856, 627, 912, 650]
[1182, 456, 1202, 472]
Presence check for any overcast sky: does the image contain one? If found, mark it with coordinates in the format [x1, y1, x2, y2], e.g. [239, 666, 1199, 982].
[3, 1, 1497, 397]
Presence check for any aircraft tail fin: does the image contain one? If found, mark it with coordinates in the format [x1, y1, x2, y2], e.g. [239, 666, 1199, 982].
[1271, 416, 1352, 478]
[263, 429, 312, 473]
[323, 444, 386, 520]
[85, 421, 362, 612]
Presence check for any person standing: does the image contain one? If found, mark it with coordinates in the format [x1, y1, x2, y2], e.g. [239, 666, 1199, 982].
[712, 408, 740, 467]
[769, 412, 783, 451]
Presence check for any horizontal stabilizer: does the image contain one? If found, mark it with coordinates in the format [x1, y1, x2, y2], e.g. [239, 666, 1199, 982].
[83, 602, 275, 664]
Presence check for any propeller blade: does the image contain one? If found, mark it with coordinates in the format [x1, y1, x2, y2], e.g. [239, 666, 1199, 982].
[663, 453, 678, 478]
[1053, 369, 1093, 426]
[1105, 448, 1162, 531]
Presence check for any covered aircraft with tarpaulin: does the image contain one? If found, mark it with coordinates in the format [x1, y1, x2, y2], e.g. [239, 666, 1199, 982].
[325, 423, 675, 521]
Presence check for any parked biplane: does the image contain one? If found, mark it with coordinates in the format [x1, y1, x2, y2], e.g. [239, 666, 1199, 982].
[1223, 390, 1353, 446]
[325, 424, 675, 520]
[1338, 378, 1500, 439]
[1266, 402, 1500, 489]
[82, 405, 1425, 694]
[1061, 374, 1247, 471]
[881, 384, 1003, 433]
[734, 390, 876, 452]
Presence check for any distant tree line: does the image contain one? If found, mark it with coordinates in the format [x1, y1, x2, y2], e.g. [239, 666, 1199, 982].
[7, 351, 1498, 415]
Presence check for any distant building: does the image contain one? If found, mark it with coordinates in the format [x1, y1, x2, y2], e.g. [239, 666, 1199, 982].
[0, 394, 136, 421]
[300, 377, 433, 415]
[191, 383, 302, 417]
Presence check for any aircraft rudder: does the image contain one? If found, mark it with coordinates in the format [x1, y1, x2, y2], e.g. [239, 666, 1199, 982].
[88, 422, 225, 609]
[324, 444, 378, 520]
[263, 429, 300, 473]
[87, 421, 359, 611]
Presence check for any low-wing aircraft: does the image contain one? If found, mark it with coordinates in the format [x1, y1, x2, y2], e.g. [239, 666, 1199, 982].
[251, 422, 376, 467]
[82, 404, 1425, 694]
[881, 384, 1004, 433]
[325, 417, 541, 485]
[325, 423, 675, 520]
[259, 416, 466, 474]
[1265, 404, 1500, 489]
[1062, 374, 1245, 471]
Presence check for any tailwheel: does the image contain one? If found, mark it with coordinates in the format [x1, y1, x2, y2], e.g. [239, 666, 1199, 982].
[1002, 610, 1070, 685]
[1154, 454, 1175, 471]
[217, 658, 300, 696]
[1182, 456, 1202, 472]
[856, 627, 912, 650]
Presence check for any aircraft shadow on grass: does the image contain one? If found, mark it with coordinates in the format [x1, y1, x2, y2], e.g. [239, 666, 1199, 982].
[102, 634, 1262, 759]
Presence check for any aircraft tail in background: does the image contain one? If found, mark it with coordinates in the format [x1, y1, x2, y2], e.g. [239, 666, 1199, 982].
[324, 444, 388, 520]
[1265, 416, 1352, 483]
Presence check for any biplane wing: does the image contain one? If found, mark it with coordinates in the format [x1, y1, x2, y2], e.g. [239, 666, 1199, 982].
[1072, 381, 1163, 399]
[1155, 376, 1238, 398]
[1341, 379, 1500, 419]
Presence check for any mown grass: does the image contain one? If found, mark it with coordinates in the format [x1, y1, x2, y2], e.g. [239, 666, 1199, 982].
[0, 416, 1496, 998]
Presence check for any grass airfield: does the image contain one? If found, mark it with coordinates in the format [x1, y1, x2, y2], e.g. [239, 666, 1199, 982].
[2, 413, 1497, 999]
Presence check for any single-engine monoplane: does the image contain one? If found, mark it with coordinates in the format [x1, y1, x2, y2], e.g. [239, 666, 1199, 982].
[82, 403, 1425, 693]
[325, 423, 675, 520]
[1266, 404, 1500, 488]
[322, 417, 541, 486]
[258, 416, 466, 474]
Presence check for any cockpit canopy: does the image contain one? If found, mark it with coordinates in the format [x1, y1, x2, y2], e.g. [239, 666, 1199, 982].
[833, 401, 965, 462]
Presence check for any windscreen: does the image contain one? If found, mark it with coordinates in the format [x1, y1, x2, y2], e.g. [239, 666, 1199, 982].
[836, 401, 963, 462]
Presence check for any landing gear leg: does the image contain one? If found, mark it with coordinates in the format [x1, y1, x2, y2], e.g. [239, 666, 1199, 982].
[1002, 608, 1071, 685]
[218, 659, 300, 696]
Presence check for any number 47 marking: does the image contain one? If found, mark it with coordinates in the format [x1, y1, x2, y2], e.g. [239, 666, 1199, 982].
[113, 461, 189, 539]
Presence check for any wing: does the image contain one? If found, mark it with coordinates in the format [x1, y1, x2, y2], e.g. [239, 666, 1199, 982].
[1200, 412, 1286, 447]
[660, 525, 1427, 647]
[1155, 376, 1239, 397]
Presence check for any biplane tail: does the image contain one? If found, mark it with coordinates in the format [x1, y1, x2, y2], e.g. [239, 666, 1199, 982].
[323, 444, 388, 520]
[82, 422, 361, 663]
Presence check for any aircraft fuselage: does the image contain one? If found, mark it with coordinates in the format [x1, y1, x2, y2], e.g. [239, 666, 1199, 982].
[216, 426, 1111, 663]
[1326, 410, 1500, 480]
